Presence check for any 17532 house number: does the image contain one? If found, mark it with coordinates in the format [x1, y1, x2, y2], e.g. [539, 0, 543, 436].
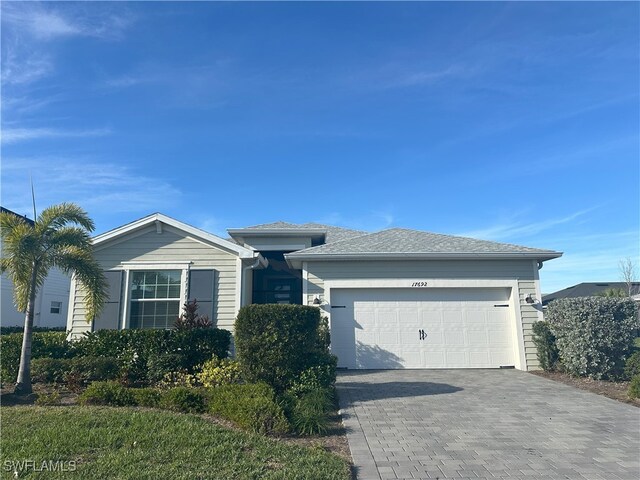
[411, 281, 428, 287]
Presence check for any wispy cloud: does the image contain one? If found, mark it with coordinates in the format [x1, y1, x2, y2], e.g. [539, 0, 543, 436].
[458, 208, 597, 242]
[1, 2, 133, 41]
[2, 156, 182, 217]
[2, 127, 112, 144]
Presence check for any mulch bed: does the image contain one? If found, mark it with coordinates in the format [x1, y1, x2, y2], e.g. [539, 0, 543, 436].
[530, 371, 640, 407]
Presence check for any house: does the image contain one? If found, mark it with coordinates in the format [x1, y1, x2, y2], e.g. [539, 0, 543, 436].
[542, 282, 640, 306]
[1, 207, 71, 328]
[67, 213, 562, 371]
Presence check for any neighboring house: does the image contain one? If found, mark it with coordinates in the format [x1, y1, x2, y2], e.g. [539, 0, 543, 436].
[542, 282, 640, 306]
[67, 213, 562, 371]
[0, 207, 71, 328]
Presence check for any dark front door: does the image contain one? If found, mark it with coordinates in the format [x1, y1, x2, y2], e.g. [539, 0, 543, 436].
[252, 251, 302, 305]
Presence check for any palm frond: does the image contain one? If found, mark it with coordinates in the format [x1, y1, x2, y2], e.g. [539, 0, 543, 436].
[45, 226, 92, 251]
[53, 246, 107, 321]
[36, 203, 95, 235]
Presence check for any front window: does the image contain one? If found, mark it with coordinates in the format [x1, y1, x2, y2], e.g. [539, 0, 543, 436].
[129, 270, 181, 329]
[50, 301, 62, 314]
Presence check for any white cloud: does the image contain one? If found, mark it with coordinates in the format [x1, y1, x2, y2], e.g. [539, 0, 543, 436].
[2, 157, 182, 217]
[1, 3, 133, 41]
[2, 127, 112, 144]
[457, 208, 597, 242]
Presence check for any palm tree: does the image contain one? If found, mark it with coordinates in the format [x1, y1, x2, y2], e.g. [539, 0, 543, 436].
[0, 203, 107, 395]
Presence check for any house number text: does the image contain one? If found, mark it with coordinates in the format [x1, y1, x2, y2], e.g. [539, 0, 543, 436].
[411, 281, 428, 287]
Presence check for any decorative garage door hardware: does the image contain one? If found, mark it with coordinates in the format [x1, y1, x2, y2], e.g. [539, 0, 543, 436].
[419, 329, 427, 340]
[331, 305, 346, 309]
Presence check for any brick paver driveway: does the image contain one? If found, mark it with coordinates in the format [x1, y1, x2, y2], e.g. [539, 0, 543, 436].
[337, 370, 640, 480]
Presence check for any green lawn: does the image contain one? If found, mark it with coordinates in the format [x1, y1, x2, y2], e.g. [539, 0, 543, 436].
[0, 406, 350, 480]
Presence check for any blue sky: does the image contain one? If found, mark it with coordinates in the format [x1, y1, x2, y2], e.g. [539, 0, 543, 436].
[1, 1, 638, 293]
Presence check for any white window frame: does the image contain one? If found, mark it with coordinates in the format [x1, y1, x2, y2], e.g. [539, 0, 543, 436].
[118, 261, 192, 329]
[50, 301, 62, 314]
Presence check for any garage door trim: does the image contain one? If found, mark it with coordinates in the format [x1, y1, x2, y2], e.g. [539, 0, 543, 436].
[323, 278, 526, 370]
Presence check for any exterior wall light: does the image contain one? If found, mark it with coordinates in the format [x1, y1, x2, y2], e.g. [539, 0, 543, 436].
[525, 294, 538, 304]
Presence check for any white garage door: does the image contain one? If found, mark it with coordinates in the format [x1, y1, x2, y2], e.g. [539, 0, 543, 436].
[330, 288, 516, 369]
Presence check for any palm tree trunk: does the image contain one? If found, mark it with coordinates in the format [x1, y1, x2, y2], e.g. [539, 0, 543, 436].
[14, 263, 38, 395]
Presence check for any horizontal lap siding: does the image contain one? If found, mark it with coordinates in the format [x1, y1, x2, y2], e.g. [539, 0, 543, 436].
[305, 259, 542, 370]
[70, 226, 238, 336]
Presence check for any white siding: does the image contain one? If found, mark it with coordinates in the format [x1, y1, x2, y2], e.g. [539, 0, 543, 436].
[1, 268, 70, 328]
[305, 259, 543, 371]
[69, 225, 239, 337]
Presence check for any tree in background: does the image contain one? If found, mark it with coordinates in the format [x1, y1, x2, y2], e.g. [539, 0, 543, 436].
[0, 203, 107, 395]
[619, 257, 638, 297]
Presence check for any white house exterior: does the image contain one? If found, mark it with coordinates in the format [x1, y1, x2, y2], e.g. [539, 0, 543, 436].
[1, 208, 71, 328]
[68, 213, 562, 371]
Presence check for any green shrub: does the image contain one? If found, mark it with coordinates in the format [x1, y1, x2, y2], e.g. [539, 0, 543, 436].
[78, 381, 136, 406]
[290, 388, 333, 435]
[156, 370, 197, 389]
[624, 352, 640, 380]
[146, 354, 186, 384]
[31, 356, 120, 386]
[160, 387, 206, 413]
[0, 332, 72, 383]
[546, 297, 638, 380]
[532, 321, 560, 371]
[629, 375, 640, 399]
[31, 358, 72, 383]
[0, 326, 65, 335]
[35, 390, 62, 406]
[235, 304, 332, 392]
[132, 388, 162, 407]
[196, 356, 242, 387]
[207, 383, 290, 435]
[73, 328, 231, 384]
[289, 356, 337, 396]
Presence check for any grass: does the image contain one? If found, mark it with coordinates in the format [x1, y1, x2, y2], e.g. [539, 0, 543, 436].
[0, 406, 350, 480]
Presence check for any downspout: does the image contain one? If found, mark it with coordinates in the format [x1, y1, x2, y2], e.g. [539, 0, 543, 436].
[537, 261, 544, 270]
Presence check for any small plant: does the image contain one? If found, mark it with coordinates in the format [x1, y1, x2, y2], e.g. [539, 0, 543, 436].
[531, 321, 560, 372]
[196, 357, 242, 387]
[156, 370, 198, 389]
[174, 299, 212, 330]
[132, 388, 162, 408]
[629, 375, 640, 399]
[78, 381, 136, 406]
[624, 352, 640, 380]
[160, 387, 206, 413]
[146, 354, 186, 384]
[290, 388, 333, 435]
[207, 383, 290, 435]
[35, 390, 62, 406]
[289, 359, 337, 396]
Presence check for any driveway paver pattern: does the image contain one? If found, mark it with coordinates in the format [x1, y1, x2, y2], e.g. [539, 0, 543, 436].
[337, 369, 640, 480]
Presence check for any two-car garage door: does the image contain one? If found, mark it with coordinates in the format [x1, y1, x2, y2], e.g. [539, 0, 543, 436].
[330, 288, 517, 369]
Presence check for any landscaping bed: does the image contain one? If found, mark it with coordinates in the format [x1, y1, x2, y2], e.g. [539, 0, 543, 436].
[530, 370, 640, 407]
[0, 406, 350, 480]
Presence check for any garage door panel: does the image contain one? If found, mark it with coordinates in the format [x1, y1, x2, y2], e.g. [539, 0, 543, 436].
[330, 288, 516, 369]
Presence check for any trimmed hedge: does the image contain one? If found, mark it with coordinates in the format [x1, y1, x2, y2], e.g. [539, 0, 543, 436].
[0, 326, 66, 335]
[160, 387, 206, 413]
[624, 351, 640, 380]
[532, 321, 560, 371]
[629, 375, 640, 399]
[78, 381, 136, 406]
[1, 328, 231, 387]
[235, 304, 336, 392]
[73, 329, 231, 372]
[0, 332, 71, 383]
[545, 297, 638, 380]
[31, 356, 120, 385]
[206, 382, 290, 435]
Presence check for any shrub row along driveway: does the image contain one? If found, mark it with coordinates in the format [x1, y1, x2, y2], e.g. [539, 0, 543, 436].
[337, 369, 640, 480]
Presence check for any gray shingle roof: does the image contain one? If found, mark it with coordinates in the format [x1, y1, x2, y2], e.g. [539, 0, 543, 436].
[287, 228, 561, 259]
[230, 221, 366, 244]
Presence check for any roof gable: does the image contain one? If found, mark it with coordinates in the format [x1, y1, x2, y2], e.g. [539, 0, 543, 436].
[93, 213, 256, 258]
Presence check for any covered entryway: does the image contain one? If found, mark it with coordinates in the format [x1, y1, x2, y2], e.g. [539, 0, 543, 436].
[329, 288, 517, 369]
